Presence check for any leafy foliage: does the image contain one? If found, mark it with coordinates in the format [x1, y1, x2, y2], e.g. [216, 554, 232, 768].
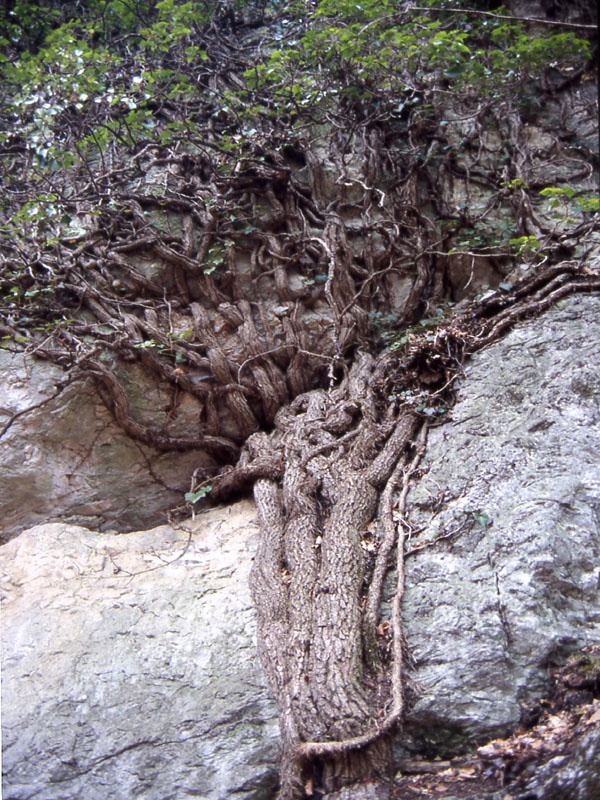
[243, 1, 589, 116]
[1, 1, 591, 179]
[184, 484, 212, 504]
[0, 0, 596, 430]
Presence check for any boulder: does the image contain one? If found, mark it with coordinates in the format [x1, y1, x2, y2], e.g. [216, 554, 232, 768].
[0, 350, 213, 538]
[400, 294, 600, 754]
[1, 498, 279, 800]
[436, 725, 600, 800]
[515, 725, 600, 800]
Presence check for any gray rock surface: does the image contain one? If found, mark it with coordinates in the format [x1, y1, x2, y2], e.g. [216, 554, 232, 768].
[1, 499, 279, 800]
[514, 724, 600, 800]
[2, 294, 599, 800]
[0, 350, 214, 537]
[401, 293, 600, 754]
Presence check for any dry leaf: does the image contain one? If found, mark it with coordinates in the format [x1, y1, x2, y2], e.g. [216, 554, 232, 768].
[456, 765, 477, 778]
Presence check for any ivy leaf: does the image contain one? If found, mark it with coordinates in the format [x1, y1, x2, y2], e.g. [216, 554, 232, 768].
[185, 486, 212, 504]
[472, 510, 493, 528]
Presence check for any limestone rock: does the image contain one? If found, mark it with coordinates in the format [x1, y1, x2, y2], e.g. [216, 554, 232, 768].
[1, 498, 279, 800]
[401, 294, 600, 754]
[0, 350, 214, 538]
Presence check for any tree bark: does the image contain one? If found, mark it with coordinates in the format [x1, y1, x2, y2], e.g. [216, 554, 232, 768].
[246, 352, 420, 798]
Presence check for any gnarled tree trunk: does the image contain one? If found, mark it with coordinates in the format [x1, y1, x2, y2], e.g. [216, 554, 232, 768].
[220, 263, 600, 799]
[244, 352, 420, 797]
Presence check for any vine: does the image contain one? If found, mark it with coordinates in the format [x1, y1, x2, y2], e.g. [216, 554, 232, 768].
[0, 1, 598, 796]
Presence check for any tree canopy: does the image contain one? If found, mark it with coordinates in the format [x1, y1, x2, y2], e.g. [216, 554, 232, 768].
[1, 2, 595, 402]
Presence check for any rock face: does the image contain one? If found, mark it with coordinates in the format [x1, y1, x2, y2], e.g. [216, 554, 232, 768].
[401, 293, 600, 755]
[2, 295, 599, 800]
[1, 499, 279, 800]
[0, 350, 214, 538]
[439, 725, 600, 800]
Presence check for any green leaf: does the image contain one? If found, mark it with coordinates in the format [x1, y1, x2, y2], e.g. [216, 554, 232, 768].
[577, 197, 600, 213]
[472, 511, 492, 528]
[185, 486, 212, 504]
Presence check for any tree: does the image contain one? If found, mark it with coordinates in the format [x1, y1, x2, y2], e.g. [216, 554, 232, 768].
[0, 1, 598, 796]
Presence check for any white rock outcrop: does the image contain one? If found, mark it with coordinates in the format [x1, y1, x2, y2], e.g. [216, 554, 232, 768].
[1, 499, 279, 800]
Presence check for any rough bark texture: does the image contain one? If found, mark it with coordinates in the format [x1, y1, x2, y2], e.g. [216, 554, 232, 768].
[246, 352, 420, 795]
